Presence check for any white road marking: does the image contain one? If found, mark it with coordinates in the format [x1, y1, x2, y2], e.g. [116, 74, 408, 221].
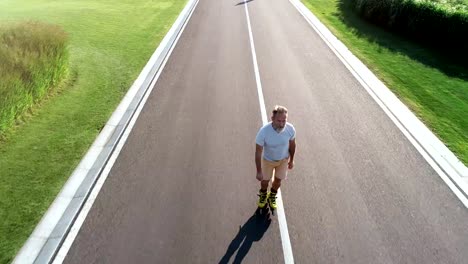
[243, 2, 295, 263]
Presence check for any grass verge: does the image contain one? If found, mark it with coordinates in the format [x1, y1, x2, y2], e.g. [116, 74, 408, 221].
[0, 0, 187, 263]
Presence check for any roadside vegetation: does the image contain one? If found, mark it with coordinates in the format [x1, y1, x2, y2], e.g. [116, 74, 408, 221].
[0, 1, 187, 263]
[301, 0, 468, 164]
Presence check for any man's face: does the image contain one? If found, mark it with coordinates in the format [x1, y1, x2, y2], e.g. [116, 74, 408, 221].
[272, 113, 287, 131]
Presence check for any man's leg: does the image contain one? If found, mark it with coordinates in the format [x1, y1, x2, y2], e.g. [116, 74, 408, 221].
[258, 159, 274, 208]
[258, 180, 270, 208]
[268, 159, 288, 209]
[268, 178, 281, 210]
[271, 158, 288, 192]
[261, 180, 269, 191]
[271, 177, 281, 192]
[260, 158, 274, 191]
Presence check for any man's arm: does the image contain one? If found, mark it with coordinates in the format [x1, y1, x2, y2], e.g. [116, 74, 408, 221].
[288, 138, 296, 169]
[255, 144, 263, 173]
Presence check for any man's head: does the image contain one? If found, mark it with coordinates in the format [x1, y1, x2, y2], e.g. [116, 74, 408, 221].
[271, 105, 288, 132]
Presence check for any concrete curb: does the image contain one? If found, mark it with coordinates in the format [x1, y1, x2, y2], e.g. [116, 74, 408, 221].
[12, 0, 200, 263]
[289, 0, 468, 207]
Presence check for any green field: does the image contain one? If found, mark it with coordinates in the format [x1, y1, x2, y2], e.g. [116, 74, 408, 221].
[302, 0, 467, 165]
[0, 0, 187, 263]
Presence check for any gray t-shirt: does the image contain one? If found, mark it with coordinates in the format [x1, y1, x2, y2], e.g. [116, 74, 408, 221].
[255, 122, 296, 161]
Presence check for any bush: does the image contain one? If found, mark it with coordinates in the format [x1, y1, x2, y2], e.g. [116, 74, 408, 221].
[0, 21, 69, 136]
[349, 0, 468, 58]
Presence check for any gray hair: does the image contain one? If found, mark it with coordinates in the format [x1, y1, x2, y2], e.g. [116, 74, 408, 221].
[272, 105, 288, 117]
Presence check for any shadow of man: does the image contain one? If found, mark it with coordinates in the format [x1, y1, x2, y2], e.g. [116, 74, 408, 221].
[235, 0, 254, 6]
[219, 209, 272, 264]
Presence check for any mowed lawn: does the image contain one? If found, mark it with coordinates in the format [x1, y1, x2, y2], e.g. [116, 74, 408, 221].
[301, 0, 468, 165]
[0, 0, 187, 263]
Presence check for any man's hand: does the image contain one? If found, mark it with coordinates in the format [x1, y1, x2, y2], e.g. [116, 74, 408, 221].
[256, 172, 263, 181]
[288, 160, 294, 170]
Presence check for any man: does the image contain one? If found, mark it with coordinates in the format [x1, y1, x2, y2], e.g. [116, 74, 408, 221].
[255, 105, 296, 210]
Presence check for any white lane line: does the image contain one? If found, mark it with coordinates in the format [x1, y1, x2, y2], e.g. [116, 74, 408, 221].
[51, 1, 199, 263]
[243, 4, 267, 125]
[243, 2, 295, 263]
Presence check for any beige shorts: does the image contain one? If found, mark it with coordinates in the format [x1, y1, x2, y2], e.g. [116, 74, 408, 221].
[262, 158, 289, 181]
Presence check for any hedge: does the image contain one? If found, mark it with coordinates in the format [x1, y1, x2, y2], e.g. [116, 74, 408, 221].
[349, 0, 468, 57]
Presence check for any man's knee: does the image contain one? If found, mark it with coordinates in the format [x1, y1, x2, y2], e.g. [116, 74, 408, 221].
[272, 178, 281, 189]
[273, 177, 282, 184]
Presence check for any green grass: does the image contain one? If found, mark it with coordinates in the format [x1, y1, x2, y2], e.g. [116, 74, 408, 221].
[301, 0, 467, 163]
[0, 0, 187, 263]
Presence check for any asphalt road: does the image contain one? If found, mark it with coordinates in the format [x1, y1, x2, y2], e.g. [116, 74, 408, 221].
[63, 0, 468, 263]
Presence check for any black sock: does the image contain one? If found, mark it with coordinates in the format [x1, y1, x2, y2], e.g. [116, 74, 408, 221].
[270, 188, 277, 194]
[260, 188, 267, 193]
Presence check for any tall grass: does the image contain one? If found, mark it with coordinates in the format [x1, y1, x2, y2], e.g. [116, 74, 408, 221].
[0, 21, 68, 137]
